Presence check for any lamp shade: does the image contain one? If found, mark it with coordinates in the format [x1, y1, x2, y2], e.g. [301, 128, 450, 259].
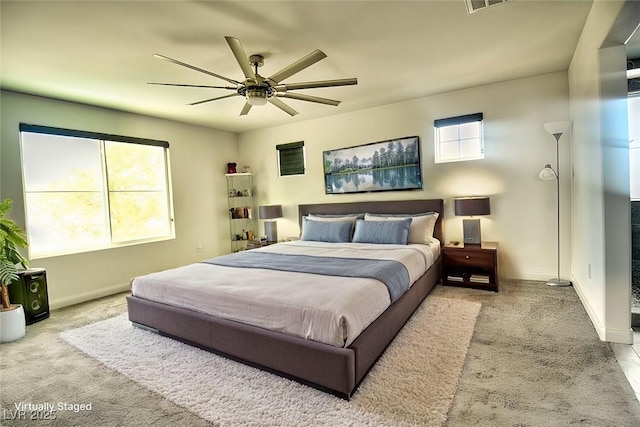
[454, 197, 490, 216]
[544, 121, 571, 136]
[539, 164, 557, 180]
[258, 205, 283, 220]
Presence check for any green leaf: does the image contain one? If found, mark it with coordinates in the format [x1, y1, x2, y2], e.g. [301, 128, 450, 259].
[0, 258, 19, 286]
[0, 199, 29, 278]
[0, 218, 28, 248]
[0, 199, 11, 218]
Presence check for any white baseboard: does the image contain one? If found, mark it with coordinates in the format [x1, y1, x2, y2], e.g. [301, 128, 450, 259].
[49, 282, 131, 310]
[571, 274, 633, 344]
[606, 327, 635, 344]
[571, 274, 606, 341]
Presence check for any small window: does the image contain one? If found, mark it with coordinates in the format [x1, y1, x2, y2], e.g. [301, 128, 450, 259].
[434, 113, 484, 163]
[465, 0, 511, 14]
[277, 141, 305, 176]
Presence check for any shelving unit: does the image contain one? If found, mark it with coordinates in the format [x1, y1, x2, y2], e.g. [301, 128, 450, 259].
[226, 173, 257, 252]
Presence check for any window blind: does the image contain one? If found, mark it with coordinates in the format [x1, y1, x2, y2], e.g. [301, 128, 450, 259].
[434, 113, 483, 128]
[276, 141, 305, 176]
[19, 123, 169, 148]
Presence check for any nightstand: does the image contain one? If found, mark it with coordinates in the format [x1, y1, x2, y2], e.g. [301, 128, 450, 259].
[245, 240, 270, 250]
[442, 242, 498, 292]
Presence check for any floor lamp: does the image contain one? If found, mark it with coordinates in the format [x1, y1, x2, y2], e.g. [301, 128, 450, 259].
[539, 121, 572, 287]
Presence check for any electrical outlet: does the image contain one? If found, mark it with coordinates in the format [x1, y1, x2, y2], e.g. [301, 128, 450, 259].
[196, 243, 203, 252]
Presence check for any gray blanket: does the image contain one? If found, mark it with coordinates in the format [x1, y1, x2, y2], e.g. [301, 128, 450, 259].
[203, 251, 410, 302]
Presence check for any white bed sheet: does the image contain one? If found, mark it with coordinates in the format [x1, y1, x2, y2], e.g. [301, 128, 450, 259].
[131, 239, 440, 347]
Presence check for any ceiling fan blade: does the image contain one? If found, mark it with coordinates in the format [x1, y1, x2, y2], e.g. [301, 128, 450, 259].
[268, 49, 327, 83]
[268, 97, 299, 116]
[153, 54, 240, 85]
[240, 102, 252, 116]
[273, 78, 358, 91]
[188, 93, 239, 106]
[148, 82, 237, 90]
[277, 92, 341, 106]
[225, 36, 256, 81]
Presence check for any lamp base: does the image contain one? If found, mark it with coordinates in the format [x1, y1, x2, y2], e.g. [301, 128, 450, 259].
[462, 218, 481, 245]
[546, 278, 572, 287]
[265, 221, 278, 244]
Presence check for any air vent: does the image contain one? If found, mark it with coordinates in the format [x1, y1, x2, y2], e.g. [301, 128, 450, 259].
[465, 0, 511, 14]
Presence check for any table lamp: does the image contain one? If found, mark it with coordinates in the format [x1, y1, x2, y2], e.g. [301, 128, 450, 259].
[454, 197, 491, 245]
[258, 205, 283, 243]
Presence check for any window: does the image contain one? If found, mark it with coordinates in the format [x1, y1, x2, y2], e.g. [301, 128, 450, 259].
[19, 124, 174, 258]
[465, 0, 511, 14]
[277, 141, 305, 176]
[434, 113, 484, 163]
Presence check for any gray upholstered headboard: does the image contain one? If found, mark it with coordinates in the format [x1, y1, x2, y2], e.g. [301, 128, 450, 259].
[298, 199, 444, 245]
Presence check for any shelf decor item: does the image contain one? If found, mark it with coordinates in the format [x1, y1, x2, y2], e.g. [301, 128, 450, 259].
[259, 205, 283, 243]
[454, 197, 490, 245]
[539, 121, 572, 287]
[0, 198, 29, 343]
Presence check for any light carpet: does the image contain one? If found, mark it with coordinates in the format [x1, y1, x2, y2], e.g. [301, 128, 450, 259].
[60, 296, 480, 426]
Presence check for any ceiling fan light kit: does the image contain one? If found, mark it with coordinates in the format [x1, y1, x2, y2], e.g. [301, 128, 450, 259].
[245, 89, 268, 106]
[150, 36, 357, 116]
[242, 85, 271, 106]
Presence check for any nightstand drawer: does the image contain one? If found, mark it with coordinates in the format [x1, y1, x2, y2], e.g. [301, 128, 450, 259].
[444, 250, 494, 268]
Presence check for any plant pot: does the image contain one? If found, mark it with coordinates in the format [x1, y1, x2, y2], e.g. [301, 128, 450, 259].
[0, 304, 26, 343]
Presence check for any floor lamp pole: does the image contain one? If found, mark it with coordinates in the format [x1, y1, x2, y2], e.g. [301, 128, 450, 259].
[548, 132, 572, 287]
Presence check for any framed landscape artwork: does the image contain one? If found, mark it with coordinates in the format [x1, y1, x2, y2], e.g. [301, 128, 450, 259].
[323, 136, 422, 194]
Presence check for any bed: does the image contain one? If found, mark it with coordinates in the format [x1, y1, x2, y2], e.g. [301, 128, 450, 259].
[126, 198, 444, 399]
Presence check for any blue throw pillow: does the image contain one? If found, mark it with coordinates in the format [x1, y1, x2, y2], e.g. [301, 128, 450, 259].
[364, 212, 439, 244]
[352, 218, 412, 245]
[300, 218, 353, 243]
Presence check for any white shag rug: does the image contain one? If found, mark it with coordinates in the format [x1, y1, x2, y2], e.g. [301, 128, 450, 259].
[60, 296, 480, 426]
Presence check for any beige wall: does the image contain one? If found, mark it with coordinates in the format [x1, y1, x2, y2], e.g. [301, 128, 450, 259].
[238, 72, 571, 281]
[568, 0, 635, 344]
[0, 90, 238, 308]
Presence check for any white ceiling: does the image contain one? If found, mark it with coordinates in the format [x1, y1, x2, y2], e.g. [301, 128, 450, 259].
[1, 0, 594, 134]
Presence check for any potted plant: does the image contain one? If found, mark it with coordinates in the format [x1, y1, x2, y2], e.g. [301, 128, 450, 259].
[0, 198, 29, 343]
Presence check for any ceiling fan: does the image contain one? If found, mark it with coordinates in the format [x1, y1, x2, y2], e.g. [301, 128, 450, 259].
[149, 36, 358, 116]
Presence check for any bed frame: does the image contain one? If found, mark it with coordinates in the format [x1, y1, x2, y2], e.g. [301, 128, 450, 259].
[127, 198, 443, 399]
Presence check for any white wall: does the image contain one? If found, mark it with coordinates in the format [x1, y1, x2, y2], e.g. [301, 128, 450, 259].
[0, 90, 238, 308]
[238, 72, 571, 281]
[568, 0, 634, 344]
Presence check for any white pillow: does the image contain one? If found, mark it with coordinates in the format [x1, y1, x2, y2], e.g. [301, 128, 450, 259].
[364, 212, 439, 245]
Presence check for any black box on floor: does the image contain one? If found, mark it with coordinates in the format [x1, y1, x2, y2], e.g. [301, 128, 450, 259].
[8, 268, 50, 325]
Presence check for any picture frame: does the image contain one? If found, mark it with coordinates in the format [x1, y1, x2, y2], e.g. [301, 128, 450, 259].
[323, 136, 422, 194]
